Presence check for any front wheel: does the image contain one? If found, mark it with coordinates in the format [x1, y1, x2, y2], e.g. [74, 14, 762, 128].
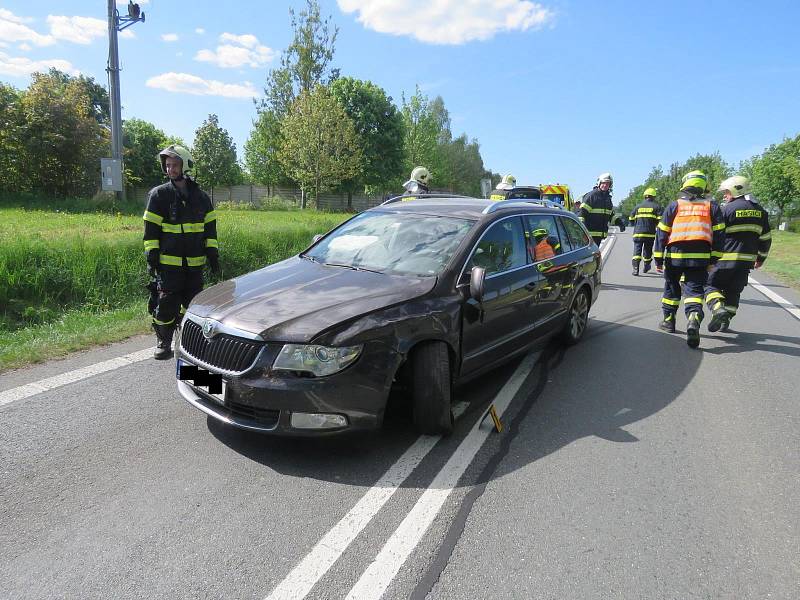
[411, 342, 454, 436]
[560, 289, 590, 345]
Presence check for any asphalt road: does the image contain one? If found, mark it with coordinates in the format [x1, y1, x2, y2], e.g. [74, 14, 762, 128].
[2, 231, 798, 600]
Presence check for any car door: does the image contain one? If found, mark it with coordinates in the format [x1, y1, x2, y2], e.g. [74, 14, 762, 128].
[523, 214, 577, 336]
[460, 216, 543, 374]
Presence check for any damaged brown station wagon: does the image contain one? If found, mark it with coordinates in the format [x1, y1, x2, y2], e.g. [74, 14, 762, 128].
[176, 195, 601, 436]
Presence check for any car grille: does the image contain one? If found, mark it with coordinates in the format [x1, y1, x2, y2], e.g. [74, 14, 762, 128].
[226, 400, 280, 429]
[180, 319, 263, 374]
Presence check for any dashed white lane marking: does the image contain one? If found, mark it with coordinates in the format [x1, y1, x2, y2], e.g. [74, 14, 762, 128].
[0, 348, 153, 408]
[265, 402, 470, 600]
[749, 275, 800, 323]
[345, 350, 540, 600]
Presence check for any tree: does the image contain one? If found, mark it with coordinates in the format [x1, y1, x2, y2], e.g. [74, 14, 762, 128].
[401, 86, 443, 183]
[20, 70, 108, 197]
[442, 134, 487, 197]
[192, 114, 242, 188]
[260, 0, 339, 118]
[46, 68, 110, 126]
[0, 83, 28, 194]
[749, 135, 800, 224]
[330, 77, 405, 201]
[278, 85, 362, 208]
[123, 118, 172, 188]
[243, 109, 284, 190]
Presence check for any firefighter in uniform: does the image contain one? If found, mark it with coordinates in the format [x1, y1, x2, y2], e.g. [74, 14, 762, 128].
[654, 170, 725, 348]
[489, 174, 516, 201]
[629, 187, 663, 275]
[528, 227, 561, 261]
[705, 176, 771, 332]
[580, 172, 614, 245]
[143, 145, 219, 360]
[401, 166, 430, 200]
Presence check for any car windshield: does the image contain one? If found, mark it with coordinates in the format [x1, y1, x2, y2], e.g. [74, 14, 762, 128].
[305, 211, 474, 276]
[541, 193, 565, 205]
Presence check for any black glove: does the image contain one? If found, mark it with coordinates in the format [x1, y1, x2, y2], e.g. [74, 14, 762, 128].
[146, 249, 159, 273]
[207, 252, 221, 275]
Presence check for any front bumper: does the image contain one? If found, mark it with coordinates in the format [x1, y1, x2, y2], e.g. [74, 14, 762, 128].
[176, 339, 401, 436]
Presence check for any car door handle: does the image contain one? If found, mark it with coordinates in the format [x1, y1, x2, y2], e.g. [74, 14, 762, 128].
[525, 282, 538, 291]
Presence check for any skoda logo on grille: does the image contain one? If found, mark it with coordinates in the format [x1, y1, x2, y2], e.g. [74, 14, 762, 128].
[202, 319, 218, 339]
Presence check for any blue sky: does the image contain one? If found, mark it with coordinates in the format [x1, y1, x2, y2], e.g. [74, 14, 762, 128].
[1, 0, 799, 199]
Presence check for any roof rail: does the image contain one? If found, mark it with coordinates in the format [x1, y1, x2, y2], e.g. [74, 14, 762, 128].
[482, 198, 565, 214]
[381, 192, 475, 205]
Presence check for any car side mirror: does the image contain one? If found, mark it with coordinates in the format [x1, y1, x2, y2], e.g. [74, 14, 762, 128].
[312, 234, 323, 244]
[470, 266, 485, 301]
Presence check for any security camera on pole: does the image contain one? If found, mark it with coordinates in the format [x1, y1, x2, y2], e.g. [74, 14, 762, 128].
[103, 1, 145, 200]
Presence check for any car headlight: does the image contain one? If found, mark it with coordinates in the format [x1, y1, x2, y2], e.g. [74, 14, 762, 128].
[272, 344, 363, 377]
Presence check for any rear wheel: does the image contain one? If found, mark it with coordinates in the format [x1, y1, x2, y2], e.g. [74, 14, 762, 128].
[560, 289, 590, 345]
[411, 341, 453, 436]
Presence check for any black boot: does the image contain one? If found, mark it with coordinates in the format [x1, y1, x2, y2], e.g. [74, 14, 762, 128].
[642, 261, 651, 273]
[153, 323, 175, 360]
[707, 305, 730, 333]
[659, 314, 676, 333]
[686, 313, 701, 348]
[632, 261, 639, 276]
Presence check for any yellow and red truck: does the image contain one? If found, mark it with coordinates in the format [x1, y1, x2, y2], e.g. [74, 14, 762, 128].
[539, 184, 575, 211]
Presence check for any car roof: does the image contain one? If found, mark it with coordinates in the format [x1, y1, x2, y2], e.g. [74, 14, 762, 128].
[374, 194, 570, 220]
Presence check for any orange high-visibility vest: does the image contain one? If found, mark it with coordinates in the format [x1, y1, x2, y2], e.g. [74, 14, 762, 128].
[534, 239, 556, 260]
[669, 199, 712, 244]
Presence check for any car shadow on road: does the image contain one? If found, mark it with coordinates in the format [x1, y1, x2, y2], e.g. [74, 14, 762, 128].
[206, 318, 700, 489]
[482, 317, 704, 483]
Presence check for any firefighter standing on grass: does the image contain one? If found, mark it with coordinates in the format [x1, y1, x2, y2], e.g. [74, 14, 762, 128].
[629, 187, 663, 275]
[143, 145, 220, 360]
[704, 176, 771, 332]
[580, 172, 614, 245]
[654, 170, 725, 348]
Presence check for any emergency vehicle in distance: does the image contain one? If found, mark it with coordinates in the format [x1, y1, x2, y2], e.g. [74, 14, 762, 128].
[540, 184, 575, 211]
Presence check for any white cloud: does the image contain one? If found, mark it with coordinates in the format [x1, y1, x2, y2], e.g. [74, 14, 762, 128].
[120, 29, 136, 39]
[18, 43, 32, 51]
[0, 51, 79, 77]
[0, 9, 55, 46]
[337, 0, 555, 45]
[146, 72, 259, 98]
[162, 33, 179, 42]
[47, 15, 106, 45]
[195, 28, 205, 34]
[194, 33, 276, 68]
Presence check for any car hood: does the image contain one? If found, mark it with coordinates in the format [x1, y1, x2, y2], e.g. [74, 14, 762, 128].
[188, 256, 436, 342]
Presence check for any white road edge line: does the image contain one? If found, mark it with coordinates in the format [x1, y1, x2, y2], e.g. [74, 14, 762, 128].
[748, 275, 800, 322]
[344, 350, 541, 600]
[599, 234, 615, 266]
[0, 348, 154, 408]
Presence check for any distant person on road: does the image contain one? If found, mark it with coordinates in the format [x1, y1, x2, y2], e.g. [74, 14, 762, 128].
[629, 187, 663, 275]
[489, 174, 517, 201]
[704, 176, 771, 332]
[572, 199, 582, 216]
[580, 172, 614, 245]
[401, 166, 431, 201]
[143, 145, 220, 360]
[654, 170, 725, 348]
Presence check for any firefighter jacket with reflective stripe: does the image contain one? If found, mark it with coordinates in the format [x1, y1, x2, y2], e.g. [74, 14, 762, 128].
[489, 188, 512, 201]
[143, 179, 218, 270]
[629, 199, 663, 239]
[654, 193, 725, 268]
[579, 187, 613, 239]
[715, 196, 771, 269]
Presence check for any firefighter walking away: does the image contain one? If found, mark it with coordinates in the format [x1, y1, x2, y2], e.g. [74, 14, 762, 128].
[629, 187, 663, 275]
[143, 145, 220, 360]
[654, 170, 725, 348]
[704, 176, 771, 332]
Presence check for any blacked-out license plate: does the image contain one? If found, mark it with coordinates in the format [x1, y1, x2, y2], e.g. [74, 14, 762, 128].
[177, 359, 226, 404]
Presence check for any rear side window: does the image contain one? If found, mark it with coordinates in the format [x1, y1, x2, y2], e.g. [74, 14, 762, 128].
[524, 215, 563, 262]
[468, 217, 527, 276]
[561, 216, 591, 250]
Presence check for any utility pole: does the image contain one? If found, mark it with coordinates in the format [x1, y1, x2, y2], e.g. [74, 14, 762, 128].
[103, 1, 145, 201]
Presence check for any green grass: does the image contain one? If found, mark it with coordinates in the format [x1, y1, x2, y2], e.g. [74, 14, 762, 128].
[761, 230, 800, 292]
[0, 203, 349, 371]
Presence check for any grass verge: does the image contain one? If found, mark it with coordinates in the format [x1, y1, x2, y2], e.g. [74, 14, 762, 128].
[0, 301, 150, 372]
[761, 231, 800, 292]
